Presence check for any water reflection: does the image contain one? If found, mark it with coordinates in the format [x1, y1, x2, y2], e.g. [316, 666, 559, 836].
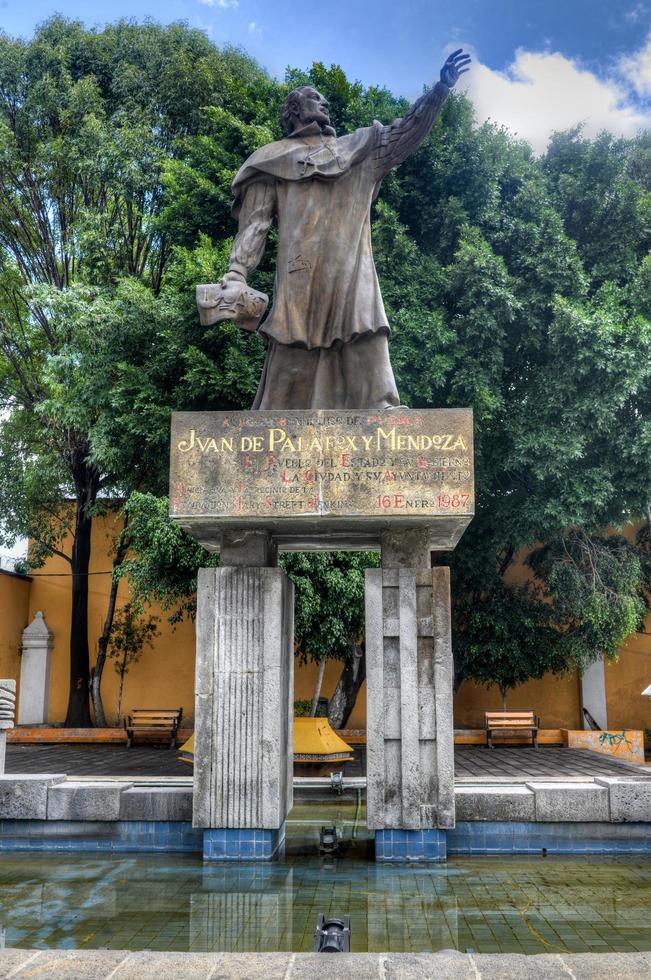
[0, 849, 651, 953]
[190, 866, 294, 952]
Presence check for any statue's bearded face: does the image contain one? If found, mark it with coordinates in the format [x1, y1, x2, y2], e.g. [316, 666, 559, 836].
[298, 87, 331, 128]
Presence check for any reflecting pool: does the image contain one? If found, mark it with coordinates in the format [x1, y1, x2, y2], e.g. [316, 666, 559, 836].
[0, 801, 650, 954]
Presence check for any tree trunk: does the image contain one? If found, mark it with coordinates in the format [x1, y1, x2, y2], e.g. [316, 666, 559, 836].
[90, 515, 130, 727]
[328, 643, 366, 730]
[64, 456, 100, 728]
[310, 658, 327, 717]
[500, 684, 508, 711]
[90, 662, 108, 728]
[115, 660, 128, 727]
[65, 497, 94, 727]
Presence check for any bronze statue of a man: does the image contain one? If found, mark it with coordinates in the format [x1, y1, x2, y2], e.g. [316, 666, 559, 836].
[199, 50, 470, 410]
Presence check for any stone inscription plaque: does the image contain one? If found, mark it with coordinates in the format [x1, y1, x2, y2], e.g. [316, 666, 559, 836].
[170, 410, 474, 536]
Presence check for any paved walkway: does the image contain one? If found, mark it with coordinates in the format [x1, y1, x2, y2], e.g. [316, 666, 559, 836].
[4, 743, 650, 781]
[4, 743, 191, 778]
[454, 746, 651, 781]
[0, 948, 650, 979]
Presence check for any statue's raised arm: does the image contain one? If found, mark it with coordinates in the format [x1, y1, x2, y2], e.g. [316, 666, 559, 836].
[374, 48, 471, 178]
[197, 49, 471, 411]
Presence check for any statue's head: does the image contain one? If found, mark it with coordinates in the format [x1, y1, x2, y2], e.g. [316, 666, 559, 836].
[281, 86, 331, 135]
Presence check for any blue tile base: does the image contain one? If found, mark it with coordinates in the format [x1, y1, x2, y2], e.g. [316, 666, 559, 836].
[376, 822, 651, 862]
[202, 825, 286, 861]
[0, 819, 649, 859]
[448, 821, 651, 855]
[0, 820, 202, 852]
[375, 829, 447, 863]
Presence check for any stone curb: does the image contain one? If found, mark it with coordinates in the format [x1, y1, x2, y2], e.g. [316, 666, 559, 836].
[3, 774, 651, 826]
[2, 949, 651, 979]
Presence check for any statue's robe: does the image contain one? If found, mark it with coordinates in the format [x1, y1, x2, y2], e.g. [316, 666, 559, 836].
[228, 82, 449, 410]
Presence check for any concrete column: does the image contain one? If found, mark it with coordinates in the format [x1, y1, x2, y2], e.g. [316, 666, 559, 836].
[581, 657, 608, 730]
[0, 680, 16, 774]
[366, 532, 455, 861]
[193, 534, 294, 860]
[18, 612, 53, 725]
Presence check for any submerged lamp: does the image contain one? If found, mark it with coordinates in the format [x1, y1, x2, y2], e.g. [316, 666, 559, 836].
[313, 913, 351, 953]
[319, 825, 338, 854]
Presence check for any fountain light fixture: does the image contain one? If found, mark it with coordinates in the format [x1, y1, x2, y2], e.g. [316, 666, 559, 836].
[319, 825, 338, 854]
[330, 771, 344, 795]
[313, 913, 351, 953]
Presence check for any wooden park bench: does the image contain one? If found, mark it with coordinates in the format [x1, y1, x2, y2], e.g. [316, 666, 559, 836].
[124, 708, 183, 748]
[485, 710, 539, 749]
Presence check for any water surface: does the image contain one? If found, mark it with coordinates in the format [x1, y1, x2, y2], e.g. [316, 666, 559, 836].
[0, 800, 650, 954]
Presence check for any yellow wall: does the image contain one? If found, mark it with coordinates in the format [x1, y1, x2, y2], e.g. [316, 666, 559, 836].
[27, 513, 197, 726]
[24, 509, 367, 728]
[454, 672, 582, 730]
[0, 570, 31, 700]
[0, 512, 646, 731]
[605, 616, 651, 731]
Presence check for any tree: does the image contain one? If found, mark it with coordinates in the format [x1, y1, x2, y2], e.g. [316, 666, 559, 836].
[281, 551, 379, 728]
[529, 530, 648, 666]
[122, 54, 651, 712]
[451, 579, 569, 707]
[3, 24, 649, 722]
[0, 18, 267, 724]
[106, 602, 159, 725]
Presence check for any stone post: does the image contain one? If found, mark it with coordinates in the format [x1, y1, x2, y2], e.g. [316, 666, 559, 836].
[581, 657, 608, 730]
[193, 531, 294, 860]
[18, 611, 53, 725]
[0, 680, 16, 774]
[366, 530, 455, 862]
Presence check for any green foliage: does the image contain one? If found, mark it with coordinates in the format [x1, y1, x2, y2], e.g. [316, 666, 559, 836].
[120, 492, 219, 623]
[0, 17, 272, 561]
[279, 551, 380, 664]
[529, 531, 648, 665]
[293, 700, 312, 717]
[452, 579, 569, 701]
[2, 17, 650, 703]
[122, 492, 379, 665]
[107, 602, 160, 673]
[106, 600, 160, 724]
[115, 37, 651, 695]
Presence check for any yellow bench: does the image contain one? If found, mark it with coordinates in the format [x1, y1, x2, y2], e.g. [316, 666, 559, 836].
[125, 708, 183, 748]
[485, 710, 539, 749]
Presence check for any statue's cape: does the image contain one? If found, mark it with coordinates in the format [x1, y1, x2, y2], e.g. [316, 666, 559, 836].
[231, 121, 382, 217]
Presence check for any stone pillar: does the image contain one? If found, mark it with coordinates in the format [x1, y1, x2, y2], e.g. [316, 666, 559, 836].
[581, 657, 608, 730]
[18, 611, 53, 725]
[0, 680, 16, 774]
[193, 532, 294, 860]
[366, 531, 455, 862]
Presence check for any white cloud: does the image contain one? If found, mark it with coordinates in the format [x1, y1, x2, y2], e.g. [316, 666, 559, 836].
[625, 2, 651, 24]
[458, 48, 651, 154]
[248, 21, 261, 34]
[619, 34, 651, 96]
[197, 0, 239, 8]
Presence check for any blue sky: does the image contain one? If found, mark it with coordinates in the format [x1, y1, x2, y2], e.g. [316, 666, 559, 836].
[2, 1, 651, 149]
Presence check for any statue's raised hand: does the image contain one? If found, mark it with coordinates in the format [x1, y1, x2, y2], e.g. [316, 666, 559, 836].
[440, 49, 471, 88]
